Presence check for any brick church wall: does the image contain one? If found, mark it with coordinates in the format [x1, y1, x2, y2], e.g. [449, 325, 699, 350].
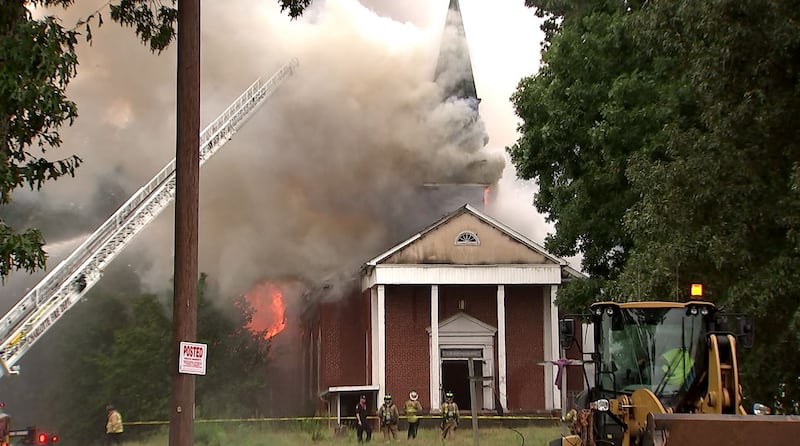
[440, 285, 498, 327]
[505, 285, 545, 410]
[385, 285, 431, 406]
[314, 282, 553, 412]
[300, 312, 320, 407]
[319, 292, 368, 390]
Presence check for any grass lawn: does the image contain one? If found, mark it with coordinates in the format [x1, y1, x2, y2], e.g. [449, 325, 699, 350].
[126, 423, 563, 446]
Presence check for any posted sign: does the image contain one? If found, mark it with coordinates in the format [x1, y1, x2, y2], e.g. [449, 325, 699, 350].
[178, 341, 207, 375]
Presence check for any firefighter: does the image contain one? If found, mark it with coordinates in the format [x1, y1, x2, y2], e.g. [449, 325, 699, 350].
[403, 390, 423, 439]
[355, 394, 372, 443]
[106, 404, 124, 445]
[661, 347, 695, 387]
[440, 391, 459, 440]
[378, 393, 400, 442]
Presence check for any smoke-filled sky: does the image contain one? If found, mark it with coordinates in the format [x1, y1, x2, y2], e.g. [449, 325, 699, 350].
[2, 0, 560, 303]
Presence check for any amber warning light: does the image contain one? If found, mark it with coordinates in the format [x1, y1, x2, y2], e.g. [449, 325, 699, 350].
[690, 283, 704, 299]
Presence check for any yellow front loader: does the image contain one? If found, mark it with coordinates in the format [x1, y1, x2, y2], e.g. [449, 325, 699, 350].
[550, 298, 800, 446]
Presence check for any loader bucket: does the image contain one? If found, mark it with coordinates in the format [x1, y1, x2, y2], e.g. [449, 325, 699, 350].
[646, 413, 800, 446]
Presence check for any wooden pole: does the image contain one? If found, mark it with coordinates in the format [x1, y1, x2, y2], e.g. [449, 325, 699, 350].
[169, 1, 200, 445]
[468, 358, 479, 446]
[561, 346, 568, 418]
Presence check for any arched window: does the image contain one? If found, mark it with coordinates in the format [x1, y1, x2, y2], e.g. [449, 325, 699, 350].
[455, 231, 480, 246]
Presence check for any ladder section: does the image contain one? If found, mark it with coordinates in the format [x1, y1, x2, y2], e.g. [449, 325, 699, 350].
[0, 59, 299, 377]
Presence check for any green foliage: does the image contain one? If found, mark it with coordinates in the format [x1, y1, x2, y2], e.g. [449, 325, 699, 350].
[298, 418, 325, 442]
[107, 0, 314, 53]
[193, 423, 230, 446]
[48, 288, 132, 445]
[0, 10, 81, 198]
[0, 221, 45, 277]
[46, 274, 273, 445]
[195, 274, 273, 418]
[509, 0, 653, 309]
[107, 0, 314, 54]
[771, 379, 800, 415]
[109, 0, 177, 53]
[99, 294, 172, 420]
[510, 0, 800, 402]
[0, 1, 82, 278]
[278, 0, 314, 19]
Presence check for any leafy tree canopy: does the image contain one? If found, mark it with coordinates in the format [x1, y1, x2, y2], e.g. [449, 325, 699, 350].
[511, 0, 800, 401]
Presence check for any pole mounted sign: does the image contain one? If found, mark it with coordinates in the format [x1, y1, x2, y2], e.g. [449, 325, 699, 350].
[178, 341, 207, 375]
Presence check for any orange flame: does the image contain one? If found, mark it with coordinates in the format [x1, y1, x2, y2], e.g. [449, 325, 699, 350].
[244, 282, 286, 340]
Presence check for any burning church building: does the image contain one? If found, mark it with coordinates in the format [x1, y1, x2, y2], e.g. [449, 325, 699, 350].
[290, 0, 583, 418]
[301, 204, 582, 418]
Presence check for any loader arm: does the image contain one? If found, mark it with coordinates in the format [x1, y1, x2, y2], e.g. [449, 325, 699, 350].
[697, 333, 742, 414]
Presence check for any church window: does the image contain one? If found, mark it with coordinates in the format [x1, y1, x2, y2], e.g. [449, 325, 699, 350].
[455, 231, 480, 246]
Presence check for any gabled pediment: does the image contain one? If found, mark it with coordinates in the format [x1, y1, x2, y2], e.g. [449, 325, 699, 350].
[367, 204, 567, 267]
[427, 312, 496, 336]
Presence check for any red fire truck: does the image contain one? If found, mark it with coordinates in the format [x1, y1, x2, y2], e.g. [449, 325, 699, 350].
[7, 427, 59, 446]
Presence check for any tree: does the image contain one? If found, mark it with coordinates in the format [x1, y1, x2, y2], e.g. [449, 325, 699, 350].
[620, 0, 800, 401]
[509, 0, 672, 308]
[1, 1, 81, 278]
[44, 273, 274, 444]
[195, 273, 273, 418]
[511, 0, 800, 401]
[43, 288, 133, 445]
[0, 0, 313, 280]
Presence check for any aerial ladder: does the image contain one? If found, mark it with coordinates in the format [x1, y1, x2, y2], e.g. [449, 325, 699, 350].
[0, 59, 299, 378]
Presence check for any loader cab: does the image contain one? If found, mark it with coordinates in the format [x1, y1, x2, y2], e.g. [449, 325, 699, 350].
[590, 301, 715, 409]
[553, 296, 756, 446]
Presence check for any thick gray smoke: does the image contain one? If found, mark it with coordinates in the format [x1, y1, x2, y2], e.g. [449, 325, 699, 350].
[196, 0, 506, 295]
[6, 0, 516, 301]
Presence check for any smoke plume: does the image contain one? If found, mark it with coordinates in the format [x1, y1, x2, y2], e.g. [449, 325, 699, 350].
[8, 0, 521, 301]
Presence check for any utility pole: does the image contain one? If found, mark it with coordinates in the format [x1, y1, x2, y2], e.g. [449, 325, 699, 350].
[466, 356, 493, 446]
[169, 1, 200, 446]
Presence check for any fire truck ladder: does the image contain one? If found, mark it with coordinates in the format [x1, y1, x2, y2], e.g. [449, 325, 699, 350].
[0, 59, 299, 378]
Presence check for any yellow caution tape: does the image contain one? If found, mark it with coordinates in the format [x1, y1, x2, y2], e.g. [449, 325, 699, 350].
[126, 414, 557, 426]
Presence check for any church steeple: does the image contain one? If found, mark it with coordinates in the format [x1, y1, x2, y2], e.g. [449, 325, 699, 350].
[434, 0, 479, 108]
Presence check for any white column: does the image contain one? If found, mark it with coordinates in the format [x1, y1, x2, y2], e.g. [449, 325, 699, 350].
[482, 345, 495, 410]
[377, 284, 386, 404]
[496, 284, 508, 411]
[430, 284, 441, 412]
[543, 285, 562, 411]
[370, 287, 379, 386]
[336, 393, 341, 425]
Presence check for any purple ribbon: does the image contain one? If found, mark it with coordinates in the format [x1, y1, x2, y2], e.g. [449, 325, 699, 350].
[550, 358, 572, 390]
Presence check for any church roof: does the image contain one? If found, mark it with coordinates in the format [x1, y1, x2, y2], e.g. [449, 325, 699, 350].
[365, 204, 583, 279]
